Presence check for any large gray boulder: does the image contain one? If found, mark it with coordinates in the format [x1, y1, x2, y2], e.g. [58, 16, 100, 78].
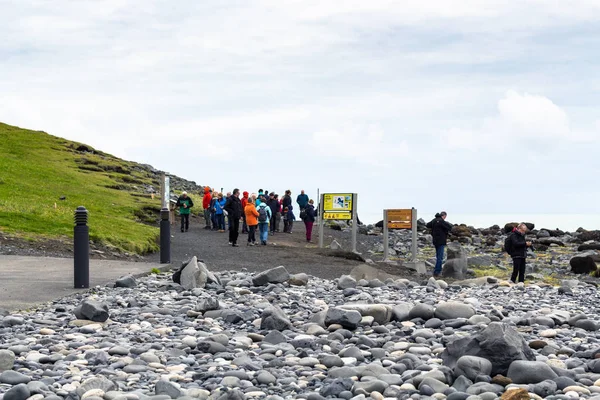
[252, 266, 290, 286]
[454, 356, 493, 381]
[338, 275, 357, 290]
[338, 304, 392, 325]
[442, 243, 468, 279]
[325, 308, 362, 330]
[260, 306, 292, 331]
[73, 299, 110, 322]
[507, 361, 558, 384]
[115, 275, 136, 288]
[391, 302, 413, 322]
[180, 256, 206, 289]
[435, 302, 475, 320]
[442, 322, 535, 375]
[0, 350, 15, 372]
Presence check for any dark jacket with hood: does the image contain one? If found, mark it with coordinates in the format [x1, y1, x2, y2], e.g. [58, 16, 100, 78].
[426, 214, 453, 246]
[224, 195, 243, 220]
[282, 194, 292, 210]
[509, 229, 528, 259]
[267, 197, 280, 215]
[303, 204, 316, 223]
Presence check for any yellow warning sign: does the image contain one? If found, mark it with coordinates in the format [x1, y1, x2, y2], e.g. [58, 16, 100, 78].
[323, 194, 353, 212]
[323, 212, 352, 220]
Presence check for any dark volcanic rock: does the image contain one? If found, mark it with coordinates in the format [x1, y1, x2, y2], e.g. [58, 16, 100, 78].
[252, 266, 290, 286]
[73, 299, 110, 322]
[442, 322, 535, 375]
[570, 256, 597, 274]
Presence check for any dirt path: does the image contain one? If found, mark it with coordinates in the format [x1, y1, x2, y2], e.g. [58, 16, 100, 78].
[143, 216, 370, 281]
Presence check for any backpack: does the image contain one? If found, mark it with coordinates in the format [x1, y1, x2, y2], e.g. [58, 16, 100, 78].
[504, 233, 513, 255]
[258, 206, 268, 223]
[300, 209, 307, 220]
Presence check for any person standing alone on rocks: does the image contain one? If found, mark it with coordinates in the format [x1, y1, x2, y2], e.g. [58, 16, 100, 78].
[296, 190, 309, 214]
[507, 223, 532, 283]
[224, 189, 243, 247]
[244, 197, 259, 245]
[176, 191, 194, 232]
[303, 199, 316, 242]
[426, 211, 453, 277]
[202, 187, 212, 230]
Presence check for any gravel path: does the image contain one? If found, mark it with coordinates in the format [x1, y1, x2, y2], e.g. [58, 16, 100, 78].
[142, 216, 369, 281]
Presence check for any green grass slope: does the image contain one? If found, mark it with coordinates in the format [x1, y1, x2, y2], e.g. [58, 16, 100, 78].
[0, 122, 198, 254]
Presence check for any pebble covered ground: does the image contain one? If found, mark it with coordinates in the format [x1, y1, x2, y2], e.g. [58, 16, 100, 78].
[2, 262, 600, 400]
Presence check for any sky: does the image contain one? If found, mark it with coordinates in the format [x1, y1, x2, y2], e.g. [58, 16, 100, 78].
[1, 1, 599, 226]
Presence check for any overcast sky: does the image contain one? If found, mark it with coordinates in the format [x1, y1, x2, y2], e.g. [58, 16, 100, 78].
[1, 1, 599, 224]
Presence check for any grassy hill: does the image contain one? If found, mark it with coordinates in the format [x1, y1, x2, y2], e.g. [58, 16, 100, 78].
[0, 122, 201, 254]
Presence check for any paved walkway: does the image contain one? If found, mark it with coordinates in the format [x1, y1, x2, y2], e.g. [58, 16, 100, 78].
[0, 255, 170, 312]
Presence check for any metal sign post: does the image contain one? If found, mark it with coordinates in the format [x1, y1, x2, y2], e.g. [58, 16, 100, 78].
[351, 193, 358, 253]
[318, 192, 324, 248]
[411, 207, 418, 262]
[382, 209, 389, 262]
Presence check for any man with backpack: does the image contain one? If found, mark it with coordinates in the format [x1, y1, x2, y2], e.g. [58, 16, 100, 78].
[505, 223, 532, 283]
[426, 211, 453, 277]
[257, 196, 272, 245]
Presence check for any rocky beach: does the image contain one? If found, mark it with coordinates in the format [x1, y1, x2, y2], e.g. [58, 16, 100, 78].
[2, 220, 600, 400]
[1, 252, 600, 400]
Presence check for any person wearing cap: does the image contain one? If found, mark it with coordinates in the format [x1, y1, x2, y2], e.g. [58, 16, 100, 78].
[426, 211, 453, 277]
[176, 191, 194, 233]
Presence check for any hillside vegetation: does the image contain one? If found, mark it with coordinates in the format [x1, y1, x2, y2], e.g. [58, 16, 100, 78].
[0, 122, 201, 254]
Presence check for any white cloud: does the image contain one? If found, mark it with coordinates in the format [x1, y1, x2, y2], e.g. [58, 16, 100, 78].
[1, 0, 599, 218]
[497, 90, 570, 138]
[312, 126, 408, 166]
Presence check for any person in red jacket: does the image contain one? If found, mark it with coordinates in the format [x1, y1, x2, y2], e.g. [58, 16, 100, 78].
[202, 187, 212, 229]
[241, 191, 249, 233]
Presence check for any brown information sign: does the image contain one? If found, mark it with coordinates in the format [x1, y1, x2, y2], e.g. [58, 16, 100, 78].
[387, 209, 412, 229]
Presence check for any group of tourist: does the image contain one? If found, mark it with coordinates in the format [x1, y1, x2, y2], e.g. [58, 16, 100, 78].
[176, 188, 317, 247]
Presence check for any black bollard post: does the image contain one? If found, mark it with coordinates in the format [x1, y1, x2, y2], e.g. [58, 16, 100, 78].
[160, 207, 170, 264]
[74, 206, 89, 288]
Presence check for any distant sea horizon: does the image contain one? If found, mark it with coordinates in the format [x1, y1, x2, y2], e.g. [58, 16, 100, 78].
[359, 212, 600, 232]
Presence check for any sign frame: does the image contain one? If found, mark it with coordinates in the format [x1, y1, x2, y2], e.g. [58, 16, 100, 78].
[382, 207, 418, 262]
[318, 192, 358, 253]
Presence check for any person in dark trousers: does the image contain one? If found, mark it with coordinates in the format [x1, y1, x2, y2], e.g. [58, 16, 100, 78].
[241, 191, 249, 233]
[224, 188, 243, 247]
[283, 205, 296, 233]
[176, 191, 194, 232]
[508, 223, 532, 283]
[426, 211, 453, 277]
[202, 187, 212, 229]
[302, 200, 316, 242]
[296, 190, 309, 213]
[267, 193, 280, 235]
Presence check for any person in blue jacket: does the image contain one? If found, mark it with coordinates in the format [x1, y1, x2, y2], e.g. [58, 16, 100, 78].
[214, 193, 227, 232]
